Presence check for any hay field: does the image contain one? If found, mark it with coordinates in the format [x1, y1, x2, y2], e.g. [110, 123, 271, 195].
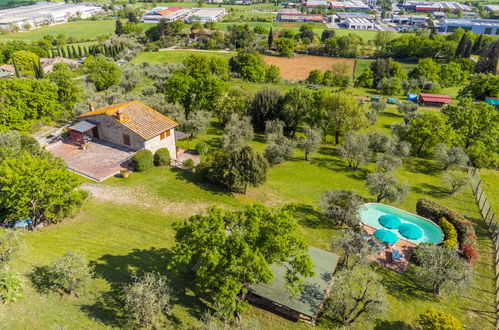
[264, 55, 355, 81]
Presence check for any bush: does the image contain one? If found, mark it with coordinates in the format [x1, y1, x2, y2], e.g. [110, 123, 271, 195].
[46, 251, 93, 296]
[182, 158, 195, 171]
[154, 148, 170, 166]
[418, 308, 463, 329]
[195, 142, 209, 155]
[122, 272, 173, 329]
[0, 270, 23, 303]
[439, 218, 458, 249]
[416, 199, 478, 263]
[131, 150, 154, 172]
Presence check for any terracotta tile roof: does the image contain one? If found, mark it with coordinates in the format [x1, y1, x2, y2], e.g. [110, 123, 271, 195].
[419, 93, 452, 104]
[79, 101, 178, 140]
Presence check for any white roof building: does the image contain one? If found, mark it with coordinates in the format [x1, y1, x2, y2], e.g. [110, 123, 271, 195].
[345, 17, 375, 29]
[187, 8, 227, 22]
[402, 1, 471, 12]
[437, 18, 499, 35]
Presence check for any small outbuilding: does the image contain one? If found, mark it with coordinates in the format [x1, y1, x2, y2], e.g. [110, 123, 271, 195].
[247, 247, 339, 324]
[387, 97, 397, 104]
[485, 97, 499, 107]
[418, 93, 452, 107]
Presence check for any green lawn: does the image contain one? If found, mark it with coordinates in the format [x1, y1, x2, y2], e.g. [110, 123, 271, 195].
[3, 107, 496, 329]
[0, 20, 116, 42]
[132, 49, 235, 65]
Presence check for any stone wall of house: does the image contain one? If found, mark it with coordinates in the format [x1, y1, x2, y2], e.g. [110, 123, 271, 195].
[85, 115, 145, 151]
[143, 128, 177, 159]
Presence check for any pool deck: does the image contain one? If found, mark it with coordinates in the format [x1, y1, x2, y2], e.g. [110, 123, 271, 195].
[363, 225, 417, 274]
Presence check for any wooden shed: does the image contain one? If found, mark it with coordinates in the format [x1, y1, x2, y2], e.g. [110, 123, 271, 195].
[418, 93, 452, 107]
[246, 247, 339, 324]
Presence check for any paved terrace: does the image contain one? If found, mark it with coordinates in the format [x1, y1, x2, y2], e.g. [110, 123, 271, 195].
[46, 139, 135, 181]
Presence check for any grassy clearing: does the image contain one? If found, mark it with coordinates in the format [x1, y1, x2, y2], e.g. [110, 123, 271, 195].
[131, 49, 235, 65]
[0, 20, 116, 42]
[4, 106, 494, 329]
[479, 169, 499, 212]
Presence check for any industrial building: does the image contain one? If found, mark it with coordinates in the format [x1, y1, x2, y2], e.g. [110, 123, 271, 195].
[187, 8, 227, 22]
[402, 1, 471, 12]
[278, 9, 324, 22]
[306, 0, 370, 11]
[142, 7, 192, 23]
[330, 12, 375, 23]
[345, 17, 375, 29]
[0, 2, 101, 31]
[437, 18, 499, 35]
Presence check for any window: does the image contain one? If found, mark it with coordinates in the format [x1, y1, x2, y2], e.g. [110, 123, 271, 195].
[122, 134, 131, 146]
[495, 29, 499, 35]
[160, 130, 171, 140]
[485, 27, 492, 35]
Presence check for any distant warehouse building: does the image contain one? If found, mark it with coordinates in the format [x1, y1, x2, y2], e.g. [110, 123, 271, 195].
[306, 0, 370, 11]
[186, 8, 227, 22]
[0, 2, 101, 30]
[142, 7, 192, 23]
[345, 17, 375, 29]
[278, 11, 324, 22]
[402, 1, 471, 12]
[437, 18, 499, 35]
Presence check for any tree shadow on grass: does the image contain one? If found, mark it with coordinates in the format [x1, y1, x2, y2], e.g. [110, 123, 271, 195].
[28, 265, 54, 295]
[172, 167, 232, 197]
[81, 247, 206, 328]
[411, 183, 449, 198]
[374, 320, 412, 330]
[377, 266, 436, 302]
[288, 203, 334, 230]
[311, 156, 370, 181]
[404, 158, 440, 176]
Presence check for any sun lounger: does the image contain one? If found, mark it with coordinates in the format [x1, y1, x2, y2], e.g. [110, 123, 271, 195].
[393, 249, 402, 260]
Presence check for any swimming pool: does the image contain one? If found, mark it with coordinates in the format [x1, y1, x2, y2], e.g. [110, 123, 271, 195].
[358, 203, 444, 244]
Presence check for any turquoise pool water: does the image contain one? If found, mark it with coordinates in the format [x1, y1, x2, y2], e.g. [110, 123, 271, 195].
[358, 203, 443, 244]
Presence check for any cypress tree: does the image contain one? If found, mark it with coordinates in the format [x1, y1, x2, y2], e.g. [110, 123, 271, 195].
[37, 58, 45, 79]
[61, 47, 67, 58]
[84, 45, 89, 56]
[78, 45, 83, 57]
[128, 12, 137, 23]
[13, 57, 20, 78]
[268, 27, 273, 50]
[472, 34, 483, 54]
[66, 46, 72, 58]
[72, 45, 77, 58]
[475, 40, 499, 74]
[455, 33, 469, 58]
[464, 38, 472, 58]
[115, 20, 123, 36]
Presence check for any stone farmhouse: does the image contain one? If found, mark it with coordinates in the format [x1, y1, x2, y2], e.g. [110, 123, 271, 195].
[72, 100, 179, 158]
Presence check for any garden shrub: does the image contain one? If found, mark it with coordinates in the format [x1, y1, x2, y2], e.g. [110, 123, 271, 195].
[417, 308, 463, 330]
[439, 217, 458, 249]
[195, 142, 209, 155]
[416, 199, 478, 263]
[131, 150, 154, 172]
[153, 148, 170, 166]
[0, 270, 23, 303]
[182, 159, 195, 172]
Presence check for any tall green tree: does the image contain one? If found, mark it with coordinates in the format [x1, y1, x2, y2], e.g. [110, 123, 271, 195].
[171, 204, 314, 318]
[267, 27, 273, 50]
[319, 190, 363, 227]
[0, 152, 87, 227]
[197, 146, 268, 194]
[281, 87, 313, 136]
[48, 63, 82, 111]
[442, 98, 498, 149]
[248, 87, 283, 131]
[300, 124, 322, 161]
[275, 38, 295, 58]
[321, 92, 368, 144]
[84, 55, 121, 91]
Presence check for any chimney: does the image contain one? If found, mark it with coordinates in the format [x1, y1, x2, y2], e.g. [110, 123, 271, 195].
[117, 109, 124, 121]
[88, 102, 95, 112]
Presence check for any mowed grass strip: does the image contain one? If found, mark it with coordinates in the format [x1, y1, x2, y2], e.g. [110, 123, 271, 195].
[132, 49, 235, 65]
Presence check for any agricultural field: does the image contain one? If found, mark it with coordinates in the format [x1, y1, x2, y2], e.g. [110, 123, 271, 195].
[264, 55, 355, 81]
[0, 20, 117, 42]
[2, 108, 495, 329]
[132, 49, 235, 65]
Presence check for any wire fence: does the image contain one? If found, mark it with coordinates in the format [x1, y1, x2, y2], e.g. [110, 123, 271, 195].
[468, 167, 499, 329]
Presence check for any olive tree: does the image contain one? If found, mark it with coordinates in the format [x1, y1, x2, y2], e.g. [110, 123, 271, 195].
[434, 143, 469, 170]
[319, 190, 363, 227]
[122, 272, 173, 329]
[338, 132, 371, 169]
[376, 153, 402, 173]
[221, 113, 254, 151]
[365, 172, 409, 203]
[413, 244, 471, 295]
[264, 120, 295, 165]
[0, 230, 23, 266]
[300, 125, 322, 161]
[322, 267, 388, 325]
[331, 229, 377, 269]
[46, 251, 93, 297]
[442, 167, 470, 195]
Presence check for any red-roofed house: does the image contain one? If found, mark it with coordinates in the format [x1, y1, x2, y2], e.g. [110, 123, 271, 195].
[418, 93, 452, 107]
[142, 7, 192, 23]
